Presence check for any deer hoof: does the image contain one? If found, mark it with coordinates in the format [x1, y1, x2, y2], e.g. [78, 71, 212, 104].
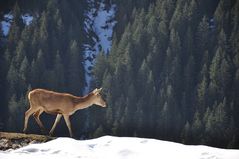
[49, 131, 54, 136]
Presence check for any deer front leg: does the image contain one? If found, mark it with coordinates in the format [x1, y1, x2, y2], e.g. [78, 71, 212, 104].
[23, 107, 35, 133]
[49, 114, 62, 136]
[63, 114, 73, 137]
[33, 109, 46, 134]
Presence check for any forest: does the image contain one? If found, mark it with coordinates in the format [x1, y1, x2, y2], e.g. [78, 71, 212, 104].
[0, 0, 239, 149]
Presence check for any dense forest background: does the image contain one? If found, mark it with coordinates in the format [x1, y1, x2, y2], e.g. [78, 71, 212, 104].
[0, 0, 239, 149]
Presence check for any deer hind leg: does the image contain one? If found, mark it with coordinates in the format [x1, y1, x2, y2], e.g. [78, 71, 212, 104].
[23, 107, 35, 133]
[63, 115, 73, 137]
[49, 114, 62, 136]
[33, 108, 46, 134]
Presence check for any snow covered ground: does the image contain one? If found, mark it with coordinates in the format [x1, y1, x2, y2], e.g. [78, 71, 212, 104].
[0, 136, 238, 159]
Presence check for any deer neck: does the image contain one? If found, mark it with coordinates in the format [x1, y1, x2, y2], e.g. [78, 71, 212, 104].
[73, 93, 94, 111]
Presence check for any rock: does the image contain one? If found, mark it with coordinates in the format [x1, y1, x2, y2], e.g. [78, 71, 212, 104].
[0, 132, 54, 151]
[0, 138, 12, 150]
[29, 140, 38, 144]
[21, 142, 28, 147]
[12, 143, 20, 149]
[23, 138, 31, 143]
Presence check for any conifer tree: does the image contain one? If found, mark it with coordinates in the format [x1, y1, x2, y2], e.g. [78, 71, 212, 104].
[93, 51, 108, 86]
[53, 52, 65, 91]
[67, 40, 85, 95]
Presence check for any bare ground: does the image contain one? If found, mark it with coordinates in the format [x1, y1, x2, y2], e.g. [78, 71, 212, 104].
[0, 132, 55, 151]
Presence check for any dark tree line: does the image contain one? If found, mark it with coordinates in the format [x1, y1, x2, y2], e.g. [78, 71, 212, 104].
[91, 0, 239, 148]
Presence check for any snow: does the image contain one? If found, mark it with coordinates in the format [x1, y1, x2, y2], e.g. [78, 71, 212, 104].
[21, 14, 33, 25]
[83, 0, 117, 94]
[0, 136, 239, 159]
[1, 13, 13, 36]
[92, 2, 117, 53]
[1, 13, 33, 36]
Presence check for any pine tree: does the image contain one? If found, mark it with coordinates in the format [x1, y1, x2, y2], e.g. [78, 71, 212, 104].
[157, 20, 169, 51]
[169, 0, 185, 34]
[53, 52, 65, 91]
[7, 94, 27, 132]
[191, 111, 203, 144]
[196, 16, 210, 65]
[0, 25, 7, 125]
[30, 49, 46, 88]
[93, 51, 108, 86]
[147, 15, 157, 36]
[6, 62, 18, 99]
[67, 40, 85, 95]
[18, 56, 29, 94]
[169, 29, 181, 56]
[7, 94, 18, 131]
[39, 11, 49, 53]
[14, 40, 26, 68]
[110, 24, 132, 66]
[197, 75, 208, 113]
[8, 2, 23, 51]
[160, 101, 170, 139]
[181, 121, 191, 144]
[183, 55, 196, 118]
[186, 0, 198, 26]
[137, 60, 150, 92]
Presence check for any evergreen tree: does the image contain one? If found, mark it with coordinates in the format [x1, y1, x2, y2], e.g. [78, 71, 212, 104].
[53, 52, 65, 91]
[18, 56, 29, 94]
[196, 16, 210, 66]
[7, 94, 27, 132]
[8, 2, 23, 51]
[30, 49, 46, 88]
[181, 121, 191, 144]
[93, 51, 108, 86]
[191, 111, 203, 144]
[6, 62, 18, 99]
[67, 40, 85, 95]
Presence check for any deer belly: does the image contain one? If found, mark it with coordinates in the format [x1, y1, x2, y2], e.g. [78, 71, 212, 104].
[44, 108, 63, 115]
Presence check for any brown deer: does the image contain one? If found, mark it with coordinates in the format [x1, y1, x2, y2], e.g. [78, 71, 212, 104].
[23, 88, 106, 137]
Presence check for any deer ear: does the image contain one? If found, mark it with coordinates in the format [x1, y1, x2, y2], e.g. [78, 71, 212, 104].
[98, 88, 102, 92]
[93, 88, 98, 94]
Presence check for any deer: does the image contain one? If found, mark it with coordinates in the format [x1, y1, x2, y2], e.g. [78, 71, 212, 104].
[23, 88, 106, 137]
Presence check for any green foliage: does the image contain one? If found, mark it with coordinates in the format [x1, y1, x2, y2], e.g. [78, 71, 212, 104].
[7, 94, 27, 132]
[67, 40, 85, 95]
[93, 52, 108, 86]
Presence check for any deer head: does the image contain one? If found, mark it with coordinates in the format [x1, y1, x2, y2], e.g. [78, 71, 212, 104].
[92, 88, 106, 107]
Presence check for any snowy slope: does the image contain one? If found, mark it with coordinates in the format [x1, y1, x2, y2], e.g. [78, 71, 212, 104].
[0, 136, 239, 159]
[83, 0, 117, 93]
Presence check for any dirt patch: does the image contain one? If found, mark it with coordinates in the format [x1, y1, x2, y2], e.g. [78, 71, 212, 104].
[0, 132, 55, 151]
